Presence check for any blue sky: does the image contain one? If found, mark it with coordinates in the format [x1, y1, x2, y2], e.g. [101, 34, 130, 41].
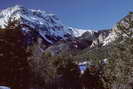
[0, 0, 133, 30]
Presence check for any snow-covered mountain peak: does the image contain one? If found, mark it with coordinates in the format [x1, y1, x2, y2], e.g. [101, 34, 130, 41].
[0, 5, 63, 27]
[68, 27, 97, 37]
[0, 5, 75, 44]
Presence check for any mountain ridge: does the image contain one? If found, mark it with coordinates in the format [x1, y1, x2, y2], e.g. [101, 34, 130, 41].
[0, 5, 123, 53]
[0, 5, 111, 48]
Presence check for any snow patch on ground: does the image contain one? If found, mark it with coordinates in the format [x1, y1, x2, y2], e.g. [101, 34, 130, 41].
[0, 86, 10, 89]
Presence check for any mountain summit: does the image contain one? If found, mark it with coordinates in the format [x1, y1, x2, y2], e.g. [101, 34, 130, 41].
[0, 5, 73, 44]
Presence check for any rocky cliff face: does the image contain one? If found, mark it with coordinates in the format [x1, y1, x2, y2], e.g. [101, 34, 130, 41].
[103, 12, 133, 46]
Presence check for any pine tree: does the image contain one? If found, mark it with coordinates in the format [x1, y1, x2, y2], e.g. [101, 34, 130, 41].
[0, 20, 32, 89]
[57, 59, 81, 89]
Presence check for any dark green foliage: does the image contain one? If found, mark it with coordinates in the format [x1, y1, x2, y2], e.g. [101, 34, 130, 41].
[36, 52, 82, 89]
[0, 21, 32, 89]
[81, 68, 105, 89]
[57, 60, 81, 89]
[129, 12, 133, 15]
